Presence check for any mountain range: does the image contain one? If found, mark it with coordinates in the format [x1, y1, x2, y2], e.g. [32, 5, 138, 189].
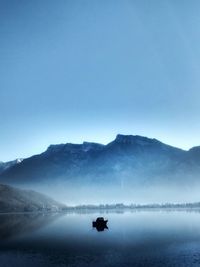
[0, 134, 200, 204]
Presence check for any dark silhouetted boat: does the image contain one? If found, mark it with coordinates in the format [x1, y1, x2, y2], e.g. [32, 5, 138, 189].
[92, 217, 108, 231]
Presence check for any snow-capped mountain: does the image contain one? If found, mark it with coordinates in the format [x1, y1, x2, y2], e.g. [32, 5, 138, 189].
[0, 159, 23, 175]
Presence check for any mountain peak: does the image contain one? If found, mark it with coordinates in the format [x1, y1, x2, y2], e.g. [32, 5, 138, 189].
[114, 134, 159, 145]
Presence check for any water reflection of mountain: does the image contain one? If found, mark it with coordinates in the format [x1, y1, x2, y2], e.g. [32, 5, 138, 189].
[0, 213, 60, 241]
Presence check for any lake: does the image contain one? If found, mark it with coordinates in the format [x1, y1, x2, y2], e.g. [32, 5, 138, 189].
[1, 210, 200, 267]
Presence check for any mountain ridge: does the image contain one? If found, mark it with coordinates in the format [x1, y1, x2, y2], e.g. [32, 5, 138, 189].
[1, 134, 193, 165]
[0, 134, 194, 182]
[0, 134, 200, 204]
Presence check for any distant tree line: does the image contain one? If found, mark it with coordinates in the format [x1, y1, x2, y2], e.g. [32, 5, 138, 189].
[62, 202, 200, 210]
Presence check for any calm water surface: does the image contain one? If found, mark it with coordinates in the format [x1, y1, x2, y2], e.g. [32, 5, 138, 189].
[1, 210, 200, 267]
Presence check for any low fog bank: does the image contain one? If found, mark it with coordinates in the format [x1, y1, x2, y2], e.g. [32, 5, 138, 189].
[15, 179, 200, 206]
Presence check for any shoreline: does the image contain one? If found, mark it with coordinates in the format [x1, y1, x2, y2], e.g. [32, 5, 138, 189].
[2, 205, 200, 214]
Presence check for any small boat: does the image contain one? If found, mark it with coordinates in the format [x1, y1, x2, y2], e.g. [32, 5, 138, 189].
[92, 217, 108, 231]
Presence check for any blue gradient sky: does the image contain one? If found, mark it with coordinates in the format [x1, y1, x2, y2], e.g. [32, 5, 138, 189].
[1, 0, 200, 161]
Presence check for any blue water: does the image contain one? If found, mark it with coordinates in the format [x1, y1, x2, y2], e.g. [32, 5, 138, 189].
[1, 210, 200, 267]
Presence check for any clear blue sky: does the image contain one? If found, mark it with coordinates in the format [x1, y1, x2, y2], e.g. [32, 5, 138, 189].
[1, 0, 200, 161]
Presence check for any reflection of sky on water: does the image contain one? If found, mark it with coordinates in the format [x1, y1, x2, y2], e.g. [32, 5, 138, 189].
[1, 211, 200, 266]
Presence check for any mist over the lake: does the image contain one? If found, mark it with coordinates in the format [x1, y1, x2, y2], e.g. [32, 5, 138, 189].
[1, 134, 200, 205]
[1, 1, 200, 266]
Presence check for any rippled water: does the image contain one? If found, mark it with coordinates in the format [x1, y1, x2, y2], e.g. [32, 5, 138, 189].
[1, 210, 200, 267]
